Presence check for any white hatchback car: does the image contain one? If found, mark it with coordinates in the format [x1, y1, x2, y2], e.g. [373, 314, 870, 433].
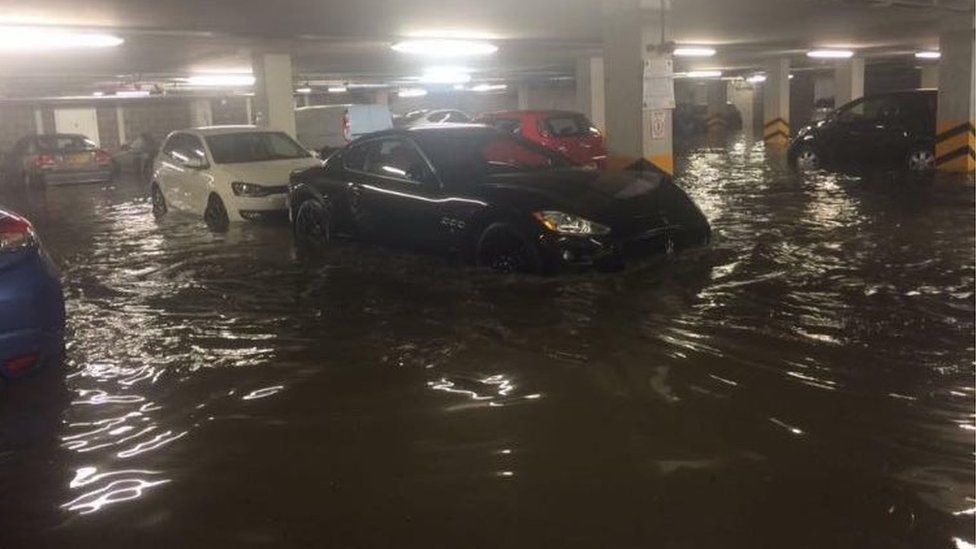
[151, 126, 321, 230]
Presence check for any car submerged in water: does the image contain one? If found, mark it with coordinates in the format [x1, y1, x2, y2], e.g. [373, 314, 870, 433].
[287, 125, 710, 274]
[0, 208, 64, 381]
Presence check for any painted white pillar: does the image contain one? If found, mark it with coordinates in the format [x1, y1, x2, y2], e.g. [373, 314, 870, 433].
[920, 65, 939, 89]
[834, 57, 865, 108]
[603, 0, 674, 174]
[517, 83, 530, 110]
[189, 98, 213, 127]
[33, 108, 44, 134]
[252, 53, 297, 137]
[935, 18, 975, 173]
[575, 56, 606, 133]
[116, 106, 126, 145]
[762, 58, 791, 148]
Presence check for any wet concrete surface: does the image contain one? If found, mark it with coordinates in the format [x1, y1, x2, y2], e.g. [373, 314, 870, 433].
[0, 138, 973, 548]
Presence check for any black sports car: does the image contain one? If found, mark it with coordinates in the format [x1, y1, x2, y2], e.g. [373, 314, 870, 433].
[288, 125, 710, 274]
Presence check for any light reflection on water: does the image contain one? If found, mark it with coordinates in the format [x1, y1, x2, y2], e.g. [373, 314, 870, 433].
[0, 140, 972, 547]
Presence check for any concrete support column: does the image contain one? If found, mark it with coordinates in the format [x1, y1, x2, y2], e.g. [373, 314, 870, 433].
[189, 98, 213, 127]
[729, 80, 756, 139]
[920, 65, 940, 89]
[252, 53, 297, 137]
[834, 57, 865, 108]
[575, 56, 606, 133]
[705, 79, 728, 136]
[762, 58, 791, 148]
[33, 108, 44, 135]
[935, 21, 975, 173]
[517, 83, 530, 110]
[603, 0, 674, 174]
[115, 106, 126, 145]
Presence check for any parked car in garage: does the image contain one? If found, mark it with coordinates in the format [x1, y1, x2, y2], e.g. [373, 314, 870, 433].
[398, 109, 472, 127]
[2, 134, 114, 187]
[295, 104, 393, 155]
[151, 126, 321, 231]
[789, 89, 937, 172]
[0, 207, 64, 381]
[287, 125, 710, 274]
[112, 133, 159, 182]
[476, 110, 608, 169]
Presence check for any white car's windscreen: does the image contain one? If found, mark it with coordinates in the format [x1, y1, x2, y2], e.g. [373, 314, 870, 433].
[206, 132, 310, 164]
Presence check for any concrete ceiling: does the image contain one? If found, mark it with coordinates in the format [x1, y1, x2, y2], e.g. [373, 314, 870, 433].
[0, 0, 968, 96]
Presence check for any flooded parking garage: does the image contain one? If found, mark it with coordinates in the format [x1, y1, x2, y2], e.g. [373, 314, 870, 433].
[0, 139, 972, 547]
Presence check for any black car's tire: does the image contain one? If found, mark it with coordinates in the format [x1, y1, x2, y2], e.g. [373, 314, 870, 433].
[151, 183, 167, 219]
[293, 199, 331, 247]
[476, 222, 543, 275]
[204, 193, 230, 232]
[794, 146, 820, 172]
[906, 145, 936, 173]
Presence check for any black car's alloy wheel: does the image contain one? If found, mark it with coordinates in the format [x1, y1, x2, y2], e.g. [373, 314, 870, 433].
[204, 194, 230, 232]
[906, 147, 936, 172]
[294, 200, 331, 246]
[151, 184, 167, 219]
[795, 147, 819, 171]
[477, 223, 542, 275]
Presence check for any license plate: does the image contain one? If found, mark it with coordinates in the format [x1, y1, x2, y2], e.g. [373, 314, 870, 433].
[67, 153, 90, 166]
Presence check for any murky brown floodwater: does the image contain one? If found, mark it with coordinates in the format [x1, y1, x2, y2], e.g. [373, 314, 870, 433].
[0, 137, 973, 548]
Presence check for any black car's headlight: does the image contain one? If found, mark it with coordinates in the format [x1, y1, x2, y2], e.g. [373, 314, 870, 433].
[533, 211, 610, 236]
[232, 182, 273, 197]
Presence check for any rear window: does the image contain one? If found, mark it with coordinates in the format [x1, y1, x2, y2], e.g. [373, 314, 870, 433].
[205, 132, 310, 164]
[36, 135, 96, 153]
[539, 114, 595, 137]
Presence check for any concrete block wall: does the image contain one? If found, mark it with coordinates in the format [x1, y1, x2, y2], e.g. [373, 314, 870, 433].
[212, 97, 249, 125]
[97, 108, 120, 150]
[123, 101, 192, 145]
[0, 106, 38, 152]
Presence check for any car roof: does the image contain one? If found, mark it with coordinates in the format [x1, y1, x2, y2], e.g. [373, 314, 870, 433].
[349, 124, 496, 142]
[483, 109, 584, 118]
[183, 125, 288, 137]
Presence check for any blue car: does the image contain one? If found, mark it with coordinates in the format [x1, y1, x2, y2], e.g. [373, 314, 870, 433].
[0, 208, 64, 380]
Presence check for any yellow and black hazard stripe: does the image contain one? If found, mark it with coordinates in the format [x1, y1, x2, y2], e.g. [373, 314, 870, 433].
[935, 121, 975, 173]
[706, 114, 727, 132]
[763, 118, 790, 146]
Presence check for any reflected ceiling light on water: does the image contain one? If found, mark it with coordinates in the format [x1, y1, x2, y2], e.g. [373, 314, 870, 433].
[807, 49, 855, 59]
[391, 38, 497, 57]
[0, 26, 123, 51]
[419, 66, 472, 84]
[673, 46, 716, 57]
[398, 87, 428, 98]
[915, 51, 941, 59]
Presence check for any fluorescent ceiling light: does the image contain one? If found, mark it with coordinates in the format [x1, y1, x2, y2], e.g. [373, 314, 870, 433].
[295, 86, 313, 94]
[392, 39, 497, 58]
[327, 86, 347, 93]
[419, 66, 472, 84]
[685, 70, 722, 78]
[398, 87, 428, 98]
[116, 90, 150, 98]
[807, 49, 854, 59]
[674, 46, 716, 57]
[0, 26, 123, 51]
[746, 74, 766, 83]
[91, 91, 105, 97]
[186, 74, 255, 87]
[469, 83, 507, 92]
[915, 51, 940, 59]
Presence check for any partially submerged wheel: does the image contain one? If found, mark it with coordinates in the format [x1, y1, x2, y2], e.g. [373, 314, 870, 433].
[151, 183, 167, 219]
[795, 147, 820, 172]
[476, 223, 543, 275]
[294, 199, 331, 247]
[204, 193, 229, 232]
[906, 146, 936, 172]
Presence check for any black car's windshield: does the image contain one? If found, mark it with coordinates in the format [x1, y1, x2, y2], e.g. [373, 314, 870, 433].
[206, 132, 310, 164]
[37, 135, 97, 153]
[415, 130, 569, 179]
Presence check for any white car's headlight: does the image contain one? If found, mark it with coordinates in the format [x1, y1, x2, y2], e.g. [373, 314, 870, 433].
[232, 182, 273, 197]
[533, 211, 610, 236]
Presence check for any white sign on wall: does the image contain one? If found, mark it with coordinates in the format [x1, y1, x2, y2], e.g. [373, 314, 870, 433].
[650, 110, 667, 140]
[642, 57, 675, 110]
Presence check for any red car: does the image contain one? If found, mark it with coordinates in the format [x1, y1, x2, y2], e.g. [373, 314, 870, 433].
[476, 110, 608, 169]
